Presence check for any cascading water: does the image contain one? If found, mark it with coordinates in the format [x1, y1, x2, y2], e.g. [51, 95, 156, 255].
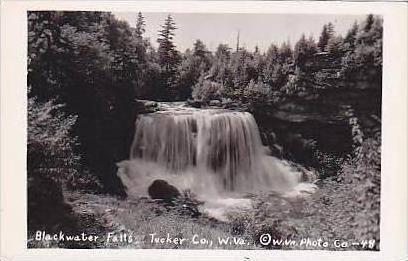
[117, 102, 316, 220]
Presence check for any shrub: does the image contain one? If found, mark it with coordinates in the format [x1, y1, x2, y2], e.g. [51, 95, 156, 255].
[28, 94, 101, 190]
[28, 95, 80, 181]
[313, 149, 344, 178]
[338, 135, 381, 245]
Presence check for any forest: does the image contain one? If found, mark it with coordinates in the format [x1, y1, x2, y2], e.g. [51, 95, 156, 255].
[27, 11, 382, 250]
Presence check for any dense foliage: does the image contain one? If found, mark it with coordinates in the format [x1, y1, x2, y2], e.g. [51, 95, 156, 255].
[189, 15, 382, 105]
[228, 134, 381, 250]
[28, 94, 80, 182]
[28, 11, 149, 193]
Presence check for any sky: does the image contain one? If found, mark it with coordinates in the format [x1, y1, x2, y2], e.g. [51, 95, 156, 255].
[114, 12, 366, 53]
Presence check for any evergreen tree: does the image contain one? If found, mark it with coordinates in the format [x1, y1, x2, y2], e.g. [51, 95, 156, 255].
[341, 14, 382, 87]
[293, 34, 317, 91]
[157, 14, 181, 98]
[363, 14, 375, 33]
[263, 44, 280, 88]
[279, 41, 293, 63]
[253, 45, 265, 82]
[135, 12, 145, 39]
[175, 40, 212, 100]
[294, 34, 317, 68]
[327, 35, 344, 56]
[278, 42, 294, 91]
[193, 39, 208, 58]
[327, 22, 335, 37]
[318, 25, 329, 52]
[318, 23, 335, 52]
[343, 21, 358, 51]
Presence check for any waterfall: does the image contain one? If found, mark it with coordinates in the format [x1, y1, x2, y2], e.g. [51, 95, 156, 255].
[117, 103, 313, 201]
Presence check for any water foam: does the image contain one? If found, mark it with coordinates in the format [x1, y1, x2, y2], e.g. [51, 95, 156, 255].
[117, 103, 317, 220]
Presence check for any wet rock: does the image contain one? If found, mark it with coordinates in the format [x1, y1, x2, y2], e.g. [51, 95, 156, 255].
[187, 99, 203, 108]
[225, 102, 241, 110]
[270, 144, 283, 158]
[148, 179, 180, 202]
[220, 97, 232, 107]
[209, 99, 221, 107]
[134, 99, 159, 113]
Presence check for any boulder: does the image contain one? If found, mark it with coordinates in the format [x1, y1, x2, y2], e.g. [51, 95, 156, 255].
[148, 179, 180, 202]
[209, 100, 221, 107]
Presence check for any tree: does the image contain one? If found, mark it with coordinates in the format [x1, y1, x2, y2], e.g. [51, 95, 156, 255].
[208, 44, 232, 87]
[343, 21, 359, 51]
[279, 41, 293, 63]
[192, 77, 225, 102]
[318, 25, 329, 52]
[157, 14, 181, 98]
[318, 23, 335, 52]
[135, 12, 145, 39]
[293, 34, 318, 91]
[229, 49, 258, 93]
[263, 44, 280, 89]
[294, 34, 317, 68]
[327, 22, 335, 37]
[192, 39, 212, 72]
[327, 35, 344, 56]
[363, 14, 375, 33]
[342, 15, 383, 86]
[193, 39, 208, 58]
[252, 45, 265, 83]
[175, 40, 212, 100]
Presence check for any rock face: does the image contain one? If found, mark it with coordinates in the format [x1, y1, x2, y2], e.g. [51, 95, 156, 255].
[148, 179, 180, 202]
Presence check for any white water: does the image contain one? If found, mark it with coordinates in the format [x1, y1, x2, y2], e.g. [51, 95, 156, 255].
[117, 102, 316, 220]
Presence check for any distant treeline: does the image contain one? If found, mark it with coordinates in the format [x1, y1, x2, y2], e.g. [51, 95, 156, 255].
[27, 11, 382, 192]
[29, 12, 382, 102]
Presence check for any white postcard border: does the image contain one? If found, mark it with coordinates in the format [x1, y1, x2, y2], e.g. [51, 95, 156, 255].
[1, 1, 407, 261]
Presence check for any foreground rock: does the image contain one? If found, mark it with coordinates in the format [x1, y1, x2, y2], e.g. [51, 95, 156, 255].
[148, 179, 180, 202]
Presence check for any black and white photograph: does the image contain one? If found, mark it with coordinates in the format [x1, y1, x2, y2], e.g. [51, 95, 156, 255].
[25, 10, 385, 251]
[1, 1, 408, 260]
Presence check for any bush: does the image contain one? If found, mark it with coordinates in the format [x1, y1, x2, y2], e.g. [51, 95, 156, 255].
[28, 94, 101, 190]
[28, 95, 80, 180]
[338, 135, 381, 244]
[313, 149, 344, 178]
